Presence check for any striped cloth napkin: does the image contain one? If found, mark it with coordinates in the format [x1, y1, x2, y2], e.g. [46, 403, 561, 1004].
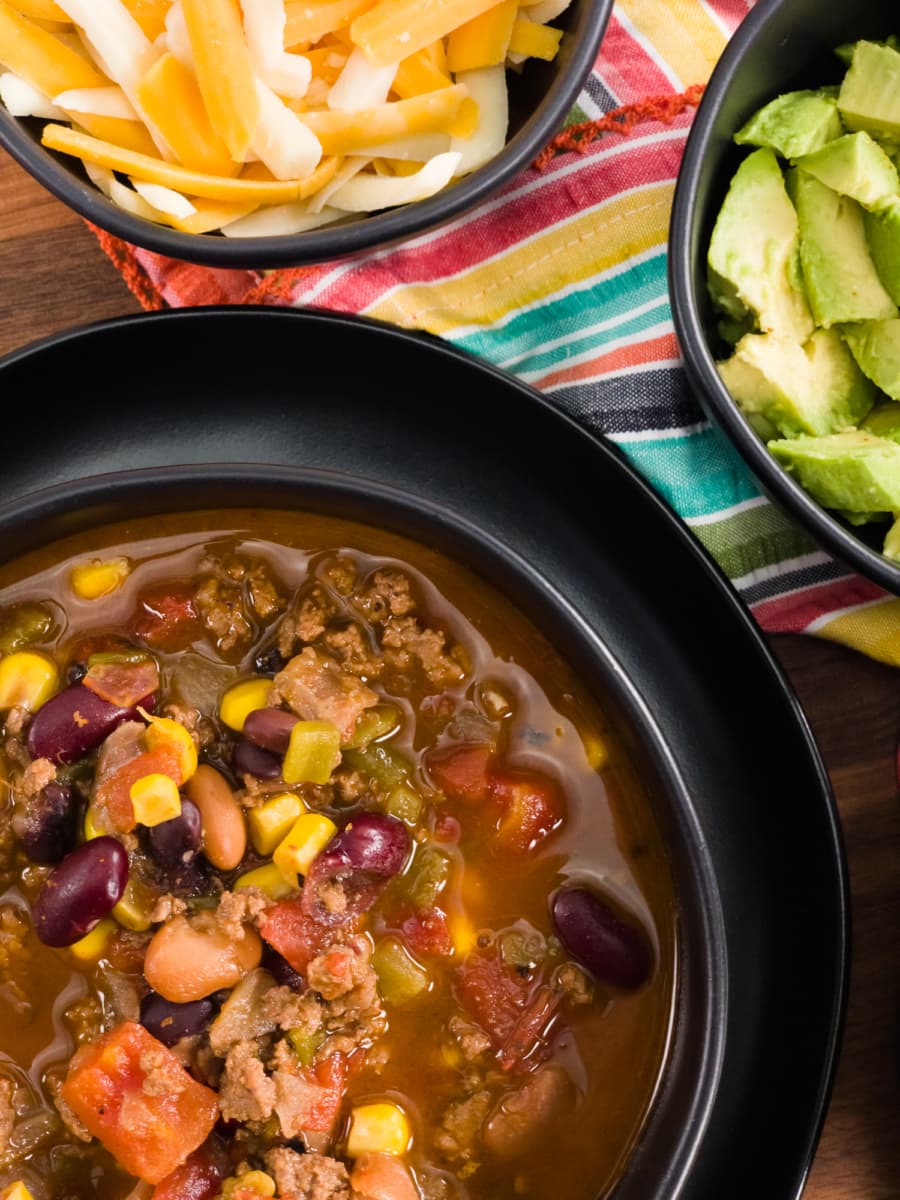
[90, 0, 900, 668]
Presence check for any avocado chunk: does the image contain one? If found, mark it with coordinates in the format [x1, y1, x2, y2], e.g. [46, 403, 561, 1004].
[838, 39, 900, 139]
[864, 200, 900, 304]
[769, 430, 900, 511]
[796, 131, 900, 211]
[716, 328, 876, 438]
[707, 147, 813, 345]
[841, 317, 900, 399]
[734, 89, 844, 159]
[786, 169, 896, 325]
[862, 400, 900, 442]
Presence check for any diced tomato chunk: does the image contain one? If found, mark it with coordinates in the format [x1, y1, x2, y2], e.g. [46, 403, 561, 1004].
[299, 1052, 348, 1134]
[83, 659, 159, 708]
[94, 742, 186, 834]
[456, 952, 529, 1049]
[401, 907, 452, 957]
[426, 743, 493, 803]
[132, 586, 202, 653]
[259, 898, 328, 974]
[151, 1140, 227, 1200]
[490, 768, 565, 854]
[60, 1022, 218, 1185]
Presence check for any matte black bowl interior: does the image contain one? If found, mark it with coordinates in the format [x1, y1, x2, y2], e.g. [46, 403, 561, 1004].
[668, 0, 900, 595]
[0, 0, 611, 268]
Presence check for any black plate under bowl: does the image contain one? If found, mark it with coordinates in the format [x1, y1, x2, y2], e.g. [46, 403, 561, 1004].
[0, 307, 847, 1200]
[669, 0, 900, 594]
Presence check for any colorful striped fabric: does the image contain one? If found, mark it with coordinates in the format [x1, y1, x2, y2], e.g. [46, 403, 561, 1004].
[94, 0, 900, 668]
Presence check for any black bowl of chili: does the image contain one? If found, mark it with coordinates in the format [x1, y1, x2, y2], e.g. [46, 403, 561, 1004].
[0, 306, 847, 1200]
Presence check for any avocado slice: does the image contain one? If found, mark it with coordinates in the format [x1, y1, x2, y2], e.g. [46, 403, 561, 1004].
[796, 131, 900, 211]
[734, 89, 844, 160]
[838, 40, 900, 139]
[769, 430, 900, 511]
[707, 147, 813, 345]
[841, 317, 900, 398]
[786, 169, 896, 325]
[717, 328, 876, 438]
[864, 200, 900, 304]
[861, 400, 900, 442]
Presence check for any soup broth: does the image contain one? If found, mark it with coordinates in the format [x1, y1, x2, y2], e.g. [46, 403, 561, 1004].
[0, 509, 676, 1200]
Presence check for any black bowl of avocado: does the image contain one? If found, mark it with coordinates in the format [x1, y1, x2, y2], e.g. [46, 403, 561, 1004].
[669, 0, 900, 593]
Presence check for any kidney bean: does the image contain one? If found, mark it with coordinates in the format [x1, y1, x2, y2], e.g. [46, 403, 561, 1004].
[27, 682, 156, 765]
[143, 914, 262, 1003]
[185, 765, 247, 871]
[231, 737, 282, 780]
[140, 990, 217, 1047]
[242, 707, 298, 754]
[551, 886, 652, 990]
[13, 782, 79, 864]
[146, 796, 203, 869]
[32, 837, 128, 947]
[320, 812, 411, 878]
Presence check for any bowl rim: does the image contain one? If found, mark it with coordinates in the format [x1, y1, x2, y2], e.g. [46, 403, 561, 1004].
[667, 0, 900, 596]
[0, 0, 612, 268]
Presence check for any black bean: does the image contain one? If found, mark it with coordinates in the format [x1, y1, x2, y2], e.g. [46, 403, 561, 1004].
[13, 782, 80, 864]
[32, 837, 128, 947]
[140, 991, 216, 1046]
[231, 736, 282, 780]
[253, 645, 287, 677]
[146, 796, 203, 869]
[261, 943, 305, 990]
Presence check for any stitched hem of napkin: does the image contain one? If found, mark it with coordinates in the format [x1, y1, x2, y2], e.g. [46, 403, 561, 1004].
[89, 83, 706, 311]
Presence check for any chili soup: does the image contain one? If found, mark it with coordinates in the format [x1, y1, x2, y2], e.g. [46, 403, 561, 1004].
[0, 509, 676, 1200]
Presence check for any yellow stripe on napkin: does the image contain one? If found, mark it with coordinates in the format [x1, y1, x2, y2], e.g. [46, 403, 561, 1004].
[365, 180, 673, 333]
[616, 0, 730, 89]
[814, 598, 900, 668]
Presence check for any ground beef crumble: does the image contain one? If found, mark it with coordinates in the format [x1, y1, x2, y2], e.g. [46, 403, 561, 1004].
[214, 888, 272, 938]
[266, 1147, 352, 1199]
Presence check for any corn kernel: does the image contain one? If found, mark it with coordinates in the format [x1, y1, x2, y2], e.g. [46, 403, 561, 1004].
[282, 720, 341, 785]
[273, 812, 338, 886]
[0, 651, 58, 712]
[222, 1171, 276, 1197]
[448, 911, 478, 957]
[581, 729, 610, 771]
[248, 791, 305, 856]
[346, 1102, 411, 1158]
[70, 556, 131, 600]
[219, 677, 275, 732]
[112, 877, 154, 931]
[83, 804, 103, 841]
[130, 773, 182, 827]
[68, 919, 116, 964]
[140, 710, 198, 784]
[0, 1184, 36, 1200]
[234, 862, 296, 901]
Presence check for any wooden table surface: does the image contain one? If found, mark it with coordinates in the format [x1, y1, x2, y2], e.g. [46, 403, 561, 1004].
[2, 147, 899, 1198]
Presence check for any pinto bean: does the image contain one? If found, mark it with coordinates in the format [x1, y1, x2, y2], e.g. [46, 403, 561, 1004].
[483, 1064, 575, 1161]
[185, 764, 247, 871]
[143, 914, 262, 1003]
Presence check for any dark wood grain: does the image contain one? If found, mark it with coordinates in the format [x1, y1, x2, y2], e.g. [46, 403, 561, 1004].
[1, 146, 899, 1200]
